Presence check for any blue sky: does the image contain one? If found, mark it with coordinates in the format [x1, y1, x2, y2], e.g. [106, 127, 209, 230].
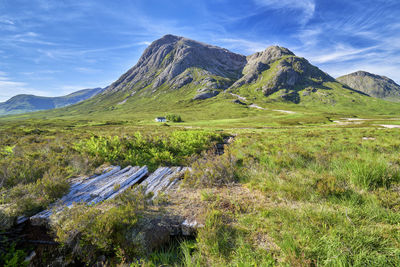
[0, 0, 399, 101]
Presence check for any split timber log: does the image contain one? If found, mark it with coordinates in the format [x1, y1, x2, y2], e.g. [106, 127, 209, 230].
[29, 166, 189, 226]
[142, 167, 188, 199]
[30, 166, 148, 226]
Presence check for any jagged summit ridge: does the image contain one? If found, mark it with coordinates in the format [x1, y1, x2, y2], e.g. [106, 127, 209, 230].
[101, 34, 343, 104]
[106, 34, 247, 94]
[232, 45, 334, 100]
[243, 46, 295, 74]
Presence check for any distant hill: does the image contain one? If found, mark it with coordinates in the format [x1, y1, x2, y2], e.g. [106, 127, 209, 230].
[0, 87, 104, 115]
[337, 71, 400, 102]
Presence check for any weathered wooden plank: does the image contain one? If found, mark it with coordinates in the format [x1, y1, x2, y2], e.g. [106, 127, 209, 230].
[144, 167, 173, 194]
[30, 166, 148, 226]
[89, 166, 138, 198]
[90, 166, 147, 204]
[108, 166, 148, 199]
[152, 167, 188, 198]
[62, 166, 132, 207]
[30, 165, 190, 226]
[142, 167, 188, 199]
[59, 166, 122, 205]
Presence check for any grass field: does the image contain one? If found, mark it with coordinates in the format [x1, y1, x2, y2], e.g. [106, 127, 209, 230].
[1, 100, 400, 266]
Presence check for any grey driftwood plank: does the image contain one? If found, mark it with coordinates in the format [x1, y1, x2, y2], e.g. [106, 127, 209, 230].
[30, 165, 148, 226]
[90, 166, 148, 204]
[142, 167, 188, 199]
[29, 165, 190, 226]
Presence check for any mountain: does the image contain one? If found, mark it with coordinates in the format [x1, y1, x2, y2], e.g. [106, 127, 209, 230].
[0, 87, 104, 116]
[104, 34, 246, 100]
[229, 45, 336, 103]
[17, 35, 400, 120]
[91, 34, 353, 107]
[337, 71, 400, 102]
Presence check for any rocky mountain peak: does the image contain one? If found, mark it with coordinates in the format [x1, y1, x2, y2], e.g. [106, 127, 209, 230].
[106, 34, 246, 94]
[102, 35, 337, 104]
[241, 46, 295, 76]
[337, 70, 400, 101]
[346, 71, 396, 85]
[247, 46, 295, 64]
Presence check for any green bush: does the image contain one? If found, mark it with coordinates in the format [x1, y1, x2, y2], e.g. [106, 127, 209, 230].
[166, 114, 182, 122]
[75, 131, 223, 171]
[53, 189, 148, 263]
[0, 243, 28, 267]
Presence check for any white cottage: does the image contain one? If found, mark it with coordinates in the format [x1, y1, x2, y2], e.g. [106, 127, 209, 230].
[155, 117, 166, 122]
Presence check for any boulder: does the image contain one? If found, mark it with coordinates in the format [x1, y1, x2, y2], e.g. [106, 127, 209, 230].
[181, 219, 203, 236]
[193, 90, 220, 100]
[126, 218, 171, 254]
[232, 99, 246, 105]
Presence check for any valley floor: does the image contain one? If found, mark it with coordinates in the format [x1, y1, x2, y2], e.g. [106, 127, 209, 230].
[1, 115, 400, 266]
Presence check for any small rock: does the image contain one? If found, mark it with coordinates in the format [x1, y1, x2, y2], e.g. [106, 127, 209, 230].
[182, 219, 203, 236]
[127, 218, 171, 254]
[24, 251, 36, 263]
[193, 90, 220, 100]
[232, 99, 246, 105]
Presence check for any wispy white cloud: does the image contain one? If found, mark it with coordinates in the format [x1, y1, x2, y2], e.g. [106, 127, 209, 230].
[75, 67, 100, 74]
[288, 1, 400, 83]
[138, 41, 152, 46]
[217, 38, 266, 54]
[253, 0, 315, 24]
[0, 17, 14, 25]
[0, 31, 57, 47]
[36, 42, 150, 61]
[307, 44, 378, 63]
[0, 71, 49, 101]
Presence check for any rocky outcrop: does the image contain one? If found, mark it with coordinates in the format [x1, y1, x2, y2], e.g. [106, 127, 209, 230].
[261, 57, 333, 96]
[231, 46, 295, 88]
[232, 99, 246, 105]
[105, 34, 246, 94]
[337, 71, 400, 101]
[193, 88, 220, 100]
[228, 46, 335, 103]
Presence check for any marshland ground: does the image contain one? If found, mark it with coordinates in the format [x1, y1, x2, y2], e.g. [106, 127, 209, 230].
[1, 105, 400, 266]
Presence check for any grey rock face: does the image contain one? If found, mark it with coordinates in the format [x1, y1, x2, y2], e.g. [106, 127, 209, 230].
[171, 71, 193, 89]
[232, 99, 246, 105]
[261, 57, 334, 98]
[337, 71, 400, 101]
[231, 46, 295, 89]
[106, 34, 247, 94]
[98, 35, 340, 104]
[243, 46, 295, 75]
[193, 90, 220, 100]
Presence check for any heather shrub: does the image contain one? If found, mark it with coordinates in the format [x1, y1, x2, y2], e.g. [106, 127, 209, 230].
[184, 149, 237, 187]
